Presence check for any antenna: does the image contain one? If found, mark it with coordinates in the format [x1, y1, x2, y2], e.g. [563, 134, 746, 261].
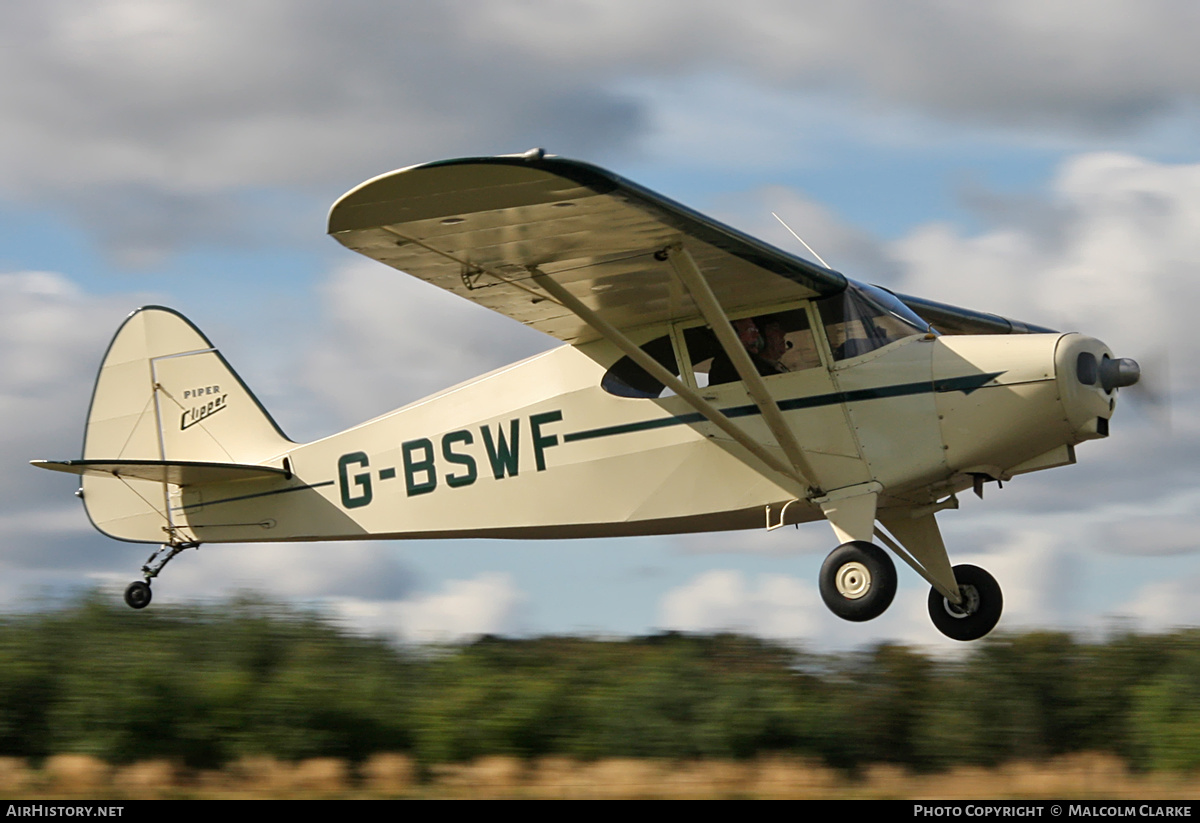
[772, 212, 831, 269]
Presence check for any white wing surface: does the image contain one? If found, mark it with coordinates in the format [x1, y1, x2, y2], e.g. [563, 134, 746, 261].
[327, 153, 848, 344]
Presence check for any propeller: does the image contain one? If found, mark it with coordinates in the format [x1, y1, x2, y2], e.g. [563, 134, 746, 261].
[1080, 349, 1169, 432]
[1122, 349, 1172, 433]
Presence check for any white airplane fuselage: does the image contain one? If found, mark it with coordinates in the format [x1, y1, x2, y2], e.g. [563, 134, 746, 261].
[161, 328, 1112, 546]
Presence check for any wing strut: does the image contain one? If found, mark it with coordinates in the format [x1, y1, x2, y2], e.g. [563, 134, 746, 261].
[664, 245, 823, 496]
[527, 268, 811, 498]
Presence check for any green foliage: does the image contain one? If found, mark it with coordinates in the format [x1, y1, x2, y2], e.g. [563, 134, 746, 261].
[1129, 631, 1200, 771]
[0, 592, 413, 767]
[0, 592, 1195, 771]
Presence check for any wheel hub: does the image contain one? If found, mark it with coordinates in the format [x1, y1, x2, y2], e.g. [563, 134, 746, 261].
[835, 561, 871, 599]
[943, 583, 980, 619]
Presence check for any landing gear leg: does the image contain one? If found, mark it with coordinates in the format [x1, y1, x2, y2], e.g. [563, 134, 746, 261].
[123, 541, 199, 610]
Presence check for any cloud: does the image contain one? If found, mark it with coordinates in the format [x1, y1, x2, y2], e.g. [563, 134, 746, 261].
[0, 1, 647, 194]
[332, 572, 528, 644]
[1101, 515, 1200, 558]
[0, 271, 138, 397]
[711, 186, 903, 284]
[1114, 574, 1200, 633]
[73, 539, 523, 645]
[464, 2, 1200, 136]
[301, 259, 553, 427]
[156, 541, 416, 601]
[657, 567, 960, 651]
[0, 272, 153, 562]
[0, 1, 648, 260]
[5, 1, 1200, 260]
[659, 570, 824, 639]
[657, 530, 1090, 649]
[895, 153, 1200, 359]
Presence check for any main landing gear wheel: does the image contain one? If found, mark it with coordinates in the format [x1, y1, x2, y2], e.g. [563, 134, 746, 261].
[928, 564, 1003, 641]
[124, 581, 152, 610]
[819, 541, 897, 622]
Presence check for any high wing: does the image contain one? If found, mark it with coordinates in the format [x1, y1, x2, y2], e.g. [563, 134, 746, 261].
[327, 151, 847, 344]
[328, 151, 1051, 341]
[895, 293, 1056, 336]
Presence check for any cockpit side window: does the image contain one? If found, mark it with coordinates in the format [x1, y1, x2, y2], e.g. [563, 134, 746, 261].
[600, 303, 831, 398]
[688, 307, 822, 387]
[817, 283, 933, 361]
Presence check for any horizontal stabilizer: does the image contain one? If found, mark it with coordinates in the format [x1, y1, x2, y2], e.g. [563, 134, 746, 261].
[31, 459, 288, 486]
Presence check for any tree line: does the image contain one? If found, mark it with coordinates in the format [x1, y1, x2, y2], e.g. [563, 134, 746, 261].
[0, 592, 1196, 772]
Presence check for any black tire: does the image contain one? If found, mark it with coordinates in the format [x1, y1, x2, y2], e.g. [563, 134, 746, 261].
[819, 541, 897, 622]
[124, 581, 152, 610]
[928, 564, 1002, 641]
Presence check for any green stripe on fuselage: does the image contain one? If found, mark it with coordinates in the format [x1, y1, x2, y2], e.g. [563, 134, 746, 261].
[563, 372, 1005, 444]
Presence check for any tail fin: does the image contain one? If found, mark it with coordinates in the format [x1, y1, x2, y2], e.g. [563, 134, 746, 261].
[74, 306, 294, 542]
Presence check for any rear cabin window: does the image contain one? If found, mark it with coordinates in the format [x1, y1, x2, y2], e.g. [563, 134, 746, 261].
[600, 335, 679, 398]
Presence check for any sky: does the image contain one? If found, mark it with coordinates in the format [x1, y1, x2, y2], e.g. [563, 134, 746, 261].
[6, 0, 1200, 652]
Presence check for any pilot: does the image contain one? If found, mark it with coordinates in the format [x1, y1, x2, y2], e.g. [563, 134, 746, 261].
[708, 318, 788, 385]
[761, 320, 788, 365]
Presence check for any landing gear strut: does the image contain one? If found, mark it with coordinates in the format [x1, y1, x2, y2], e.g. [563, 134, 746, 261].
[123, 541, 200, 610]
[928, 564, 1002, 641]
[819, 541, 897, 622]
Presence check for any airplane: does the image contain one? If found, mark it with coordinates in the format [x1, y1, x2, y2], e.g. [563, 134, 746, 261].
[31, 148, 1141, 641]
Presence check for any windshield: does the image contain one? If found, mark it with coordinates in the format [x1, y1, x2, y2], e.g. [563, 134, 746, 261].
[817, 282, 932, 360]
[600, 283, 932, 396]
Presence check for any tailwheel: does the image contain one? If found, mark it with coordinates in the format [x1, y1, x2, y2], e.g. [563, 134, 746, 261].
[819, 541, 897, 622]
[124, 581, 152, 610]
[928, 564, 1002, 641]
[122, 540, 200, 609]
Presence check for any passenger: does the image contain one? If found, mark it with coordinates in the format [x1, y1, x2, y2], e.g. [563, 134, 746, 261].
[708, 318, 787, 385]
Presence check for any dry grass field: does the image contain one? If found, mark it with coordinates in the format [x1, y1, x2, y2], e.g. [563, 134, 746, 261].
[0, 752, 1197, 799]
